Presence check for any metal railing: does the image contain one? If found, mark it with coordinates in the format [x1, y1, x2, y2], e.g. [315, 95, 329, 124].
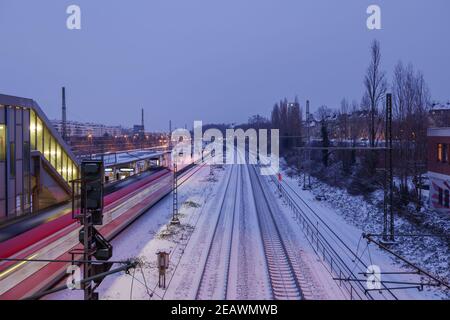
[269, 174, 398, 300]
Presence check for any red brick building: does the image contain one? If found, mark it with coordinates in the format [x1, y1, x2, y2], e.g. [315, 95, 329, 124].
[428, 128, 450, 212]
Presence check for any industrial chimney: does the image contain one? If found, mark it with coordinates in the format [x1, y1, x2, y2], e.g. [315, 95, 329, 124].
[62, 87, 67, 141]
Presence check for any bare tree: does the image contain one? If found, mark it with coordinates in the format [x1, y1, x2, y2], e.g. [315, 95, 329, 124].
[339, 98, 349, 141]
[392, 61, 431, 208]
[271, 103, 280, 129]
[364, 39, 387, 148]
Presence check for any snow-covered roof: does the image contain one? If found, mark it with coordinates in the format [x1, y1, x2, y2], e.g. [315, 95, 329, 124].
[427, 127, 450, 137]
[431, 101, 450, 111]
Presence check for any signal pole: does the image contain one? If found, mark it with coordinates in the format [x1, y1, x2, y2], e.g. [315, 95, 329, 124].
[383, 93, 394, 242]
[387, 93, 394, 241]
[79, 162, 99, 300]
[74, 160, 111, 300]
[82, 195, 95, 300]
[303, 100, 311, 190]
[171, 163, 180, 225]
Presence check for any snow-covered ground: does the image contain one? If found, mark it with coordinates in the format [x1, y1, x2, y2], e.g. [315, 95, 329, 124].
[166, 150, 273, 299]
[276, 163, 449, 300]
[46, 164, 221, 300]
[165, 161, 345, 300]
[46, 153, 447, 300]
[46, 161, 347, 300]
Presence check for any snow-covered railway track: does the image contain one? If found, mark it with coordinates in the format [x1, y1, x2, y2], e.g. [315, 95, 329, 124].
[249, 165, 304, 300]
[195, 165, 240, 300]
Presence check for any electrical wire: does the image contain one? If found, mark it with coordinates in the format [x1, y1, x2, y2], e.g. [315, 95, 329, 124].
[139, 267, 153, 300]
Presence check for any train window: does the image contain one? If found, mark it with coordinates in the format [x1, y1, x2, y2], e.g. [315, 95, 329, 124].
[445, 190, 449, 208]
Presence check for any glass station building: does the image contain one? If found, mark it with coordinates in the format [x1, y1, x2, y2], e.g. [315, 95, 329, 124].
[0, 94, 79, 222]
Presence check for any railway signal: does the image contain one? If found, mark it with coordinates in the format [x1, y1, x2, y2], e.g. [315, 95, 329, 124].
[79, 228, 113, 261]
[81, 160, 104, 225]
[73, 160, 113, 300]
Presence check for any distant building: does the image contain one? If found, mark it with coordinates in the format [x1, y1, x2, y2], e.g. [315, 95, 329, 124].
[302, 115, 321, 139]
[429, 102, 450, 127]
[133, 125, 145, 137]
[427, 127, 450, 213]
[51, 120, 125, 138]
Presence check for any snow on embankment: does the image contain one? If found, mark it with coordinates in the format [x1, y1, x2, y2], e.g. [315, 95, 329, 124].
[280, 164, 449, 299]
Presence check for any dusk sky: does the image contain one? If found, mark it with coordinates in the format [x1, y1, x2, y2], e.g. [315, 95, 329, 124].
[0, 0, 449, 131]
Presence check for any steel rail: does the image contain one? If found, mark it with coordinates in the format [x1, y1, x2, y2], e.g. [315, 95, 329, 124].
[194, 165, 238, 300]
[249, 165, 303, 300]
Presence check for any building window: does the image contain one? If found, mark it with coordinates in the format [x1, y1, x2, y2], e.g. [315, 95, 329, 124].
[437, 143, 448, 162]
[73, 165, 78, 180]
[445, 190, 450, 208]
[23, 142, 30, 173]
[10, 142, 15, 177]
[444, 144, 448, 162]
[36, 117, 43, 153]
[30, 109, 36, 149]
[43, 127, 50, 159]
[0, 125, 5, 161]
[62, 151, 68, 181]
[56, 144, 62, 175]
[438, 187, 443, 206]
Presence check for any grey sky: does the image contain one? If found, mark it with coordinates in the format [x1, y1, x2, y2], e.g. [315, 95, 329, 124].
[0, 0, 449, 131]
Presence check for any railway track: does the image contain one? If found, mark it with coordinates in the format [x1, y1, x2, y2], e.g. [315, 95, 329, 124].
[195, 165, 240, 300]
[268, 172, 397, 300]
[248, 165, 304, 300]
